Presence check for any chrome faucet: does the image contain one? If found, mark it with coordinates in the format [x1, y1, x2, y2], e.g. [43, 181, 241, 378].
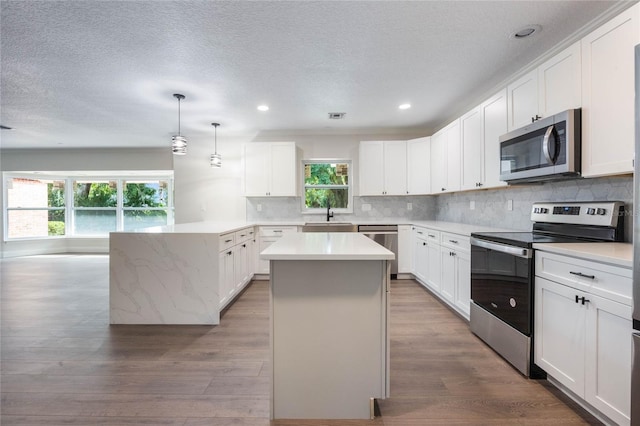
[326, 201, 334, 222]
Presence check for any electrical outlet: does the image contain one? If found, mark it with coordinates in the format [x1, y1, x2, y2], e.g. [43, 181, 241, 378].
[257, 204, 262, 212]
[507, 200, 513, 211]
[470, 201, 475, 210]
[362, 203, 372, 212]
[407, 202, 413, 211]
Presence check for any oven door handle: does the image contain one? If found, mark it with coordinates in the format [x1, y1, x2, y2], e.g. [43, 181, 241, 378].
[470, 237, 532, 259]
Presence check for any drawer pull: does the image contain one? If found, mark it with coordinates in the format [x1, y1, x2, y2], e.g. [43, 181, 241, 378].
[569, 271, 595, 279]
[575, 295, 590, 305]
[273, 230, 283, 233]
[225, 239, 232, 243]
[449, 239, 458, 244]
[428, 234, 436, 238]
[417, 231, 424, 235]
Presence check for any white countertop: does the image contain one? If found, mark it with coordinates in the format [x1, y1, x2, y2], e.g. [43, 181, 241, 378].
[261, 232, 395, 261]
[532, 242, 632, 268]
[112, 221, 254, 234]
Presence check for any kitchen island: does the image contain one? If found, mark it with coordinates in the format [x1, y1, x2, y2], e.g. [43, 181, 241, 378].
[109, 221, 255, 325]
[261, 232, 394, 420]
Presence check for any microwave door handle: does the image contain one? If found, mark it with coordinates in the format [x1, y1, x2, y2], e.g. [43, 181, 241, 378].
[542, 125, 556, 165]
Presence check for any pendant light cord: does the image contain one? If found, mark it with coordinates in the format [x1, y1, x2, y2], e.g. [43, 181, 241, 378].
[177, 97, 181, 135]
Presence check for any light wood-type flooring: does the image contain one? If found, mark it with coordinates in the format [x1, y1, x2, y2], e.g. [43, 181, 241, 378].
[1, 255, 601, 425]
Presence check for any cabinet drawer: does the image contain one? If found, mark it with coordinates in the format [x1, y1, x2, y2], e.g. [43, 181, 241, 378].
[535, 251, 632, 306]
[219, 233, 236, 251]
[259, 226, 298, 237]
[413, 227, 440, 243]
[235, 227, 253, 243]
[441, 232, 470, 251]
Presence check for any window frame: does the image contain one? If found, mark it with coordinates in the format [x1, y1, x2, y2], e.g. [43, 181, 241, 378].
[301, 159, 353, 215]
[3, 172, 174, 241]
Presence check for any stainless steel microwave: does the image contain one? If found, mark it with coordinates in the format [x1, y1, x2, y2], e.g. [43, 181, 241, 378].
[499, 109, 581, 184]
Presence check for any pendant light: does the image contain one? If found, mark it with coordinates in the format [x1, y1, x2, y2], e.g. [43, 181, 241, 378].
[171, 93, 187, 155]
[210, 122, 222, 167]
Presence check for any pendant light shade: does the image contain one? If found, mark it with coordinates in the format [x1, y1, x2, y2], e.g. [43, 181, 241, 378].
[171, 94, 187, 155]
[210, 122, 222, 167]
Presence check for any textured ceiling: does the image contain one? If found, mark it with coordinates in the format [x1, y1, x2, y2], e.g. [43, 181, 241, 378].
[0, 1, 626, 149]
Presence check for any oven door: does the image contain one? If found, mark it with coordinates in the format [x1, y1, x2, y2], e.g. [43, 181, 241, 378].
[470, 237, 533, 335]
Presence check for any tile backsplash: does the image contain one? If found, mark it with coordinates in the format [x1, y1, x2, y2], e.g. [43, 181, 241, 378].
[247, 175, 633, 241]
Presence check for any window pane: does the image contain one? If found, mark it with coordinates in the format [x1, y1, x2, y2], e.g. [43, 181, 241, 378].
[123, 210, 168, 230]
[7, 178, 65, 208]
[305, 188, 349, 209]
[123, 181, 168, 208]
[304, 163, 349, 185]
[73, 210, 116, 235]
[74, 181, 117, 207]
[7, 209, 65, 238]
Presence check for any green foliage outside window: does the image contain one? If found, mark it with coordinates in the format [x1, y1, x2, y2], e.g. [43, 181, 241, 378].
[304, 163, 349, 209]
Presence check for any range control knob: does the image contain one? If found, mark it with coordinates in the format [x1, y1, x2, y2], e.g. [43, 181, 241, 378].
[533, 207, 539, 213]
[597, 208, 606, 215]
[541, 208, 548, 214]
[587, 208, 596, 215]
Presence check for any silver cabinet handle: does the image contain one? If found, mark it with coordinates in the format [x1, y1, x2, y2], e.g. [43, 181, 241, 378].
[225, 239, 232, 243]
[449, 239, 458, 244]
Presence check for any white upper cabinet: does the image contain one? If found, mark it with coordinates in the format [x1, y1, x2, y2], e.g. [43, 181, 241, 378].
[538, 41, 582, 118]
[430, 130, 446, 194]
[244, 142, 297, 197]
[407, 137, 430, 195]
[581, 3, 639, 177]
[507, 69, 539, 131]
[359, 140, 407, 196]
[430, 119, 461, 194]
[481, 89, 509, 189]
[460, 106, 483, 191]
[507, 41, 582, 132]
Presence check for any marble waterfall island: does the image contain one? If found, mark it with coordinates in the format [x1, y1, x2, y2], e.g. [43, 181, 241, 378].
[261, 232, 394, 420]
[109, 222, 252, 325]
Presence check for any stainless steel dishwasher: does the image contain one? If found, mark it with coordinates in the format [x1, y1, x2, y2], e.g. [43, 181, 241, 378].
[358, 224, 398, 278]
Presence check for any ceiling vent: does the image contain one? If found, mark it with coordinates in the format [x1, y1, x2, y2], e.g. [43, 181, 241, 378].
[328, 112, 346, 120]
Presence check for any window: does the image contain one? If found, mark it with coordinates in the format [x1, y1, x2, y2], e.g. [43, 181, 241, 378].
[302, 160, 351, 213]
[6, 177, 66, 238]
[4, 173, 174, 240]
[123, 180, 170, 231]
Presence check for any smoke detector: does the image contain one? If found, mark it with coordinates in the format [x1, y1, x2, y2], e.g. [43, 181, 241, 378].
[328, 112, 346, 120]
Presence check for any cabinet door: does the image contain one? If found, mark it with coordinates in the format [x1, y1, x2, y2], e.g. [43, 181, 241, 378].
[398, 225, 412, 274]
[440, 247, 456, 303]
[481, 89, 507, 188]
[359, 141, 385, 196]
[407, 137, 430, 195]
[270, 142, 297, 196]
[219, 248, 235, 307]
[585, 294, 632, 425]
[426, 242, 441, 293]
[453, 249, 471, 318]
[538, 41, 581, 117]
[581, 4, 639, 177]
[413, 237, 429, 283]
[535, 277, 586, 396]
[430, 130, 447, 193]
[445, 120, 461, 193]
[481, 89, 508, 189]
[258, 237, 278, 274]
[235, 242, 249, 289]
[218, 251, 229, 308]
[244, 144, 270, 196]
[460, 107, 483, 191]
[507, 69, 538, 131]
[383, 141, 407, 195]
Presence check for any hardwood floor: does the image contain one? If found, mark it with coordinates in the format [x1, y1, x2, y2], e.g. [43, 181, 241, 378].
[1, 255, 601, 425]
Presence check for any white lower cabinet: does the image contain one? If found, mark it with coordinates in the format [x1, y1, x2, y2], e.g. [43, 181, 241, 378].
[411, 226, 470, 319]
[257, 226, 298, 275]
[535, 251, 632, 425]
[398, 225, 413, 273]
[219, 227, 256, 310]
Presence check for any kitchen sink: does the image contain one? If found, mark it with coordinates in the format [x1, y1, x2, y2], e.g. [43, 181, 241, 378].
[301, 222, 357, 232]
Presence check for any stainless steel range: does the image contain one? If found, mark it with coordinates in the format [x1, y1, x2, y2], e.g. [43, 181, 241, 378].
[470, 201, 625, 378]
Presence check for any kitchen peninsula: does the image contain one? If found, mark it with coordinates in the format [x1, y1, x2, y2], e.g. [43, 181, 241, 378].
[261, 232, 394, 420]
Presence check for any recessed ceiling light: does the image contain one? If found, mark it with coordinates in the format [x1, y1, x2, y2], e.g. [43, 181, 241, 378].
[257, 105, 269, 112]
[399, 103, 411, 110]
[512, 25, 542, 39]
